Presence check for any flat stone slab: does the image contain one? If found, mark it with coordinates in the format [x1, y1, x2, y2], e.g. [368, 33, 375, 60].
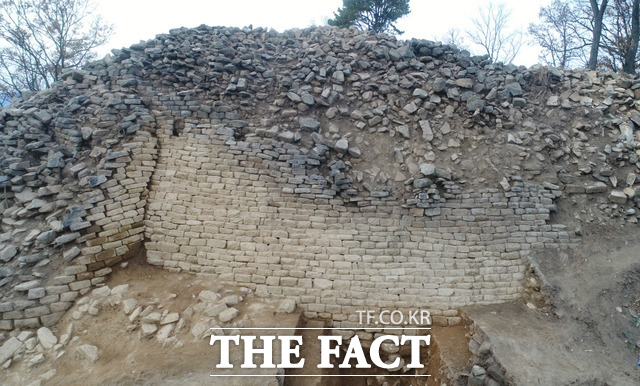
[0, 337, 23, 364]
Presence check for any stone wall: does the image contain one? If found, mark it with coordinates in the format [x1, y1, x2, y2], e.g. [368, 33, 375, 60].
[3, 24, 638, 332]
[0, 61, 158, 330]
[144, 119, 572, 326]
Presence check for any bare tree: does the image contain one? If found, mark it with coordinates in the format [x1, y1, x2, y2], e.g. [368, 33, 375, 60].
[466, 2, 524, 64]
[587, 0, 609, 69]
[530, 0, 640, 72]
[572, 0, 640, 72]
[597, 0, 640, 73]
[0, 0, 112, 101]
[441, 28, 467, 51]
[529, 0, 587, 68]
[623, 0, 640, 73]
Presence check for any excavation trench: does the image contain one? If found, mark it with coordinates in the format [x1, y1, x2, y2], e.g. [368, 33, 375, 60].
[284, 317, 473, 386]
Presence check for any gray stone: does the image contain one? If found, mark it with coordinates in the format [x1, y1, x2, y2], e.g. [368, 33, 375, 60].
[0, 337, 23, 364]
[13, 299, 36, 310]
[542, 181, 560, 190]
[287, 92, 301, 103]
[420, 120, 433, 141]
[609, 190, 627, 204]
[198, 290, 219, 302]
[15, 318, 42, 329]
[505, 82, 523, 97]
[335, 138, 349, 154]
[619, 121, 635, 143]
[191, 321, 210, 340]
[403, 102, 418, 114]
[28, 353, 45, 368]
[61, 69, 85, 82]
[70, 163, 87, 175]
[25, 305, 50, 318]
[26, 199, 48, 210]
[33, 111, 52, 124]
[471, 364, 487, 380]
[15, 280, 41, 292]
[156, 324, 174, 344]
[397, 125, 411, 139]
[0, 245, 18, 262]
[370, 190, 389, 198]
[413, 88, 429, 98]
[413, 178, 433, 189]
[467, 97, 485, 111]
[20, 253, 45, 266]
[92, 286, 111, 297]
[218, 307, 239, 323]
[27, 288, 46, 300]
[161, 313, 180, 325]
[313, 278, 332, 289]
[36, 231, 57, 245]
[37, 327, 57, 349]
[585, 182, 607, 194]
[299, 117, 320, 131]
[141, 312, 162, 324]
[513, 97, 527, 107]
[206, 303, 228, 317]
[278, 130, 297, 143]
[278, 299, 296, 313]
[53, 233, 81, 245]
[301, 93, 315, 105]
[88, 175, 107, 187]
[47, 157, 65, 169]
[141, 323, 157, 337]
[420, 163, 437, 177]
[456, 78, 474, 89]
[332, 70, 345, 83]
[440, 122, 452, 135]
[106, 150, 129, 160]
[78, 344, 99, 362]
[0, 267, 13, 278]
[221, 295, 240, 306]
[17, 331, 34, 342]
[111, 284, 129, 296]
[433, 78, 446, 92]
[14, 190, 38, 203]
[63, 246, 81, 260]
[81, 127, 94, 140]
[122, 299, 138, 314]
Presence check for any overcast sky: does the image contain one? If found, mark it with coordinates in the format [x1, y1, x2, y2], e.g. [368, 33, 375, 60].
[97, 0, 553, 66]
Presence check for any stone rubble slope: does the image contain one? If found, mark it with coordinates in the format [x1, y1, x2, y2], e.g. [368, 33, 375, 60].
[0, 24, 637, 336]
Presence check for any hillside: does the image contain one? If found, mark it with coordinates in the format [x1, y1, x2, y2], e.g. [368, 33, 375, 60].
[0, 25, 639, 384]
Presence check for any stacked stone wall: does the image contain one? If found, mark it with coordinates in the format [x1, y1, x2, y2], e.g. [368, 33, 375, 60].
[144, 122, 572, 326]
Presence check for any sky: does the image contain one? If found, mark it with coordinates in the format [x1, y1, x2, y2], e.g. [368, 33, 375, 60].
[96, 0, 553, 66]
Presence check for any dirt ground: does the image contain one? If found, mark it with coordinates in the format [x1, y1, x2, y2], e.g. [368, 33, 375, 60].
[466, 227, 640, 385]
[1, 255, 299, 386]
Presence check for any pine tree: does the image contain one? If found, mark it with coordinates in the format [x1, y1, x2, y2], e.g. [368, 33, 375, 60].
[328, 0, 411, 35]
